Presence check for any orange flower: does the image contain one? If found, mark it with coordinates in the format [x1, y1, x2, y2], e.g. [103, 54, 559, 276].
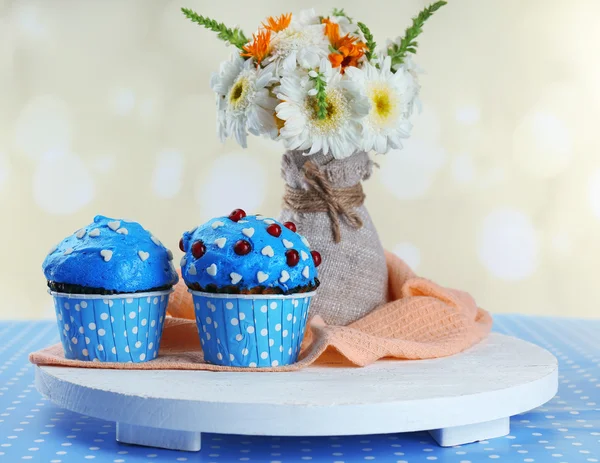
[323, 17, 367, 71]
[241, 29, 272, 65]
[262, 13, 292, 32]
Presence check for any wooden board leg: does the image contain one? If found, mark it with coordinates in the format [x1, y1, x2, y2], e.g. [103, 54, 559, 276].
[116, 422, 202, 452]
[428, 417, 510, 447]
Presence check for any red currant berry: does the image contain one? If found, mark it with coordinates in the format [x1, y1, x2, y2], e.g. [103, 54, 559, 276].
[179, 237, 185, 252]
[311, 250, 322, 267]
[228, 209, 246, 222]
[191, 241, 206, 259]
[234, 239, 252, 255]
[286, 249, 300, 267]
[266, 223, 282, 237]
[283, 221, 297, 232]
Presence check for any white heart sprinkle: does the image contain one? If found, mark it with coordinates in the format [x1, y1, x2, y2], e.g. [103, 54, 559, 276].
[263, 219, 275, 224]
[75, 229, 86, 239]
[302, 266, 310, 278]
[207, 263, 217, 276]
[88, 229, 100, 237]
[282, 239, 294, 249]
[100, 250, 113, 262]
[188, 264, 197, 275]
[255, 215, 265, 220]
[242, 228, 255, 238]
[261, 245, 274, 258]
[212, 221, 225, 229]
[300, 235, 310, 247]
[64, 247, 74, 256]
[167, 249, 173, 260]
[238, 220, 248, 224]
[138, 251, 150, 261]
[214, 237, 227, 248]
[301, 250, 309, 260]
[279, 270, 290, 283]
[257, 271, 269, 283]
[107, 220, 121, 231]
[180, 256, 187, 267]
[230, 272, 242, 284]
[150, 236, 161, 246]
[116, 227, 128, 235]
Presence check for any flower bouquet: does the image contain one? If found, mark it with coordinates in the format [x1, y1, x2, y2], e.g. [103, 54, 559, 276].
[183, 3, 446, 325]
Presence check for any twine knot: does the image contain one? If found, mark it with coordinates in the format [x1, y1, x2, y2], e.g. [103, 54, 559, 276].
[282, 161, 365, 243]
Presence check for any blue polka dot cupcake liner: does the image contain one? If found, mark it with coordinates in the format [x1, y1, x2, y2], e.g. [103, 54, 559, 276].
[50, 290, 172, 363]
[189, 291, 315, 368]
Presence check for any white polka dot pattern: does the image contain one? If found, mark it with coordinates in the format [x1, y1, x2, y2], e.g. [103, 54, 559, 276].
[51, 292, 170, 363]
[192, 293, 312, 367]
[0, 315, 598, 461]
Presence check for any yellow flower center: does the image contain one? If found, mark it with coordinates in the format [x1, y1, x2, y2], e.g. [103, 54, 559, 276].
[305, 88, 349, 134]
[368, 84, 398, 127]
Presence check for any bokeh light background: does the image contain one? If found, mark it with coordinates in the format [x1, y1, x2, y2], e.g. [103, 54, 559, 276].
[1, 0, 599, 319]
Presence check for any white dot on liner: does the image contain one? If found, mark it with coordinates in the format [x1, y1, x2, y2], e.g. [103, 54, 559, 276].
[100, 313, 108, 321]
[242, 348, 249, 356]
[249, 362, 257, 367]
[229, 354, 235, 361]
[217, 353, 223, 360]
[132, 327, 138, 334]
[71, 337, 77, 344]
[275, 324, 281, 332]
[148, 342, 154, 349]
[80, 301, 88, 309]
[88, 323, 96, 330]
[85, 337, 90, 344]
[129, 312, 136, 319]
[82, 349, 88, 356]
[270, 302, 277, 309]
[272, 360, 279, 367]
[226, 302, 233, 309]
[213, 321, 218, 329]
[260, 305, 268, 313]
[261, 352, 268, 359]
[139, 353, 146, 361]
[153, 297, 158, 304]
[206, 317, 212, 324]
[141, 319, 147, 326]
[247, 326, 255, 334]
[287, 314, 293, 321]
[64, 324, 70, 331]
[151, 320, 156, 327]
[135, 341, 142, 348]
[125, 346, 130, 353]
[288, 347, 292, 355]
[239, 313, 246, 320]
[261, 328, 268, 336]
[97, 329, 105, 336]
[206, 333, 211, 340]
[282, 330, 288, 338]
[235, 334, 243, 341]
[78, 327, 84, 334]
[98, 345, 104, 352]
[111, 347, 116, 354]
[64, 302, 70, 310]
[279, 346, 284, 352]
[269, 339, 275, 347]
[231, 318, 239, 326]
[123, 330, 128, 337]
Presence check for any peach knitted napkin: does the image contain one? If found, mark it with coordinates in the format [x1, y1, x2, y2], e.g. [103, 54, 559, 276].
[30, 252, 492, 371]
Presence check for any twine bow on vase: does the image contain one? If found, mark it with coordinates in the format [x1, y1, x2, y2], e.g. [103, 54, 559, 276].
[282, 161, 365, 243]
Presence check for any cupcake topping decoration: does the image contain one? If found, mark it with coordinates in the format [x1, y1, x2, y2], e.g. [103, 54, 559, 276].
[42, 215, 178, 294]
[180, 209, 320, 293]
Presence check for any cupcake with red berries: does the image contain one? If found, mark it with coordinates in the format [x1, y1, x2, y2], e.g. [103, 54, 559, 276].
[180, 209, 321, 367]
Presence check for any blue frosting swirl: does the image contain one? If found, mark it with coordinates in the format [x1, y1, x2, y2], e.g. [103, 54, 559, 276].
[181, 215, 318, 292]
[42, 215, 179, 293]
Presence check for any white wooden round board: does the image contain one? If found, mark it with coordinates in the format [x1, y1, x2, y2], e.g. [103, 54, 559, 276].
[35, 333, 558, 451]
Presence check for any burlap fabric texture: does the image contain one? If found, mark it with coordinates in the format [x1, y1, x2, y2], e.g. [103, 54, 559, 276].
[279, 150, 388, 326]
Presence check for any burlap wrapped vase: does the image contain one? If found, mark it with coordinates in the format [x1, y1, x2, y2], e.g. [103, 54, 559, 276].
[279, 150, 388, 326]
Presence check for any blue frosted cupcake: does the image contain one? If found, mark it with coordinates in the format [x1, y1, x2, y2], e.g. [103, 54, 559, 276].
[180, 209, 321, 367]
[42, 215, 178, 363]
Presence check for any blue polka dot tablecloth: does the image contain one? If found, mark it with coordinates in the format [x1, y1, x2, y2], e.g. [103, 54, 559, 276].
[0, 315, 598, 462]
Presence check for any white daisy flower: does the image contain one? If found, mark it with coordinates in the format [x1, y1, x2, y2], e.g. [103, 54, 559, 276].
[345, 56, 419, 154]
[275, 58, 369, 159]
[263, 9, 329, 74]
[210, 55, 279, 147]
